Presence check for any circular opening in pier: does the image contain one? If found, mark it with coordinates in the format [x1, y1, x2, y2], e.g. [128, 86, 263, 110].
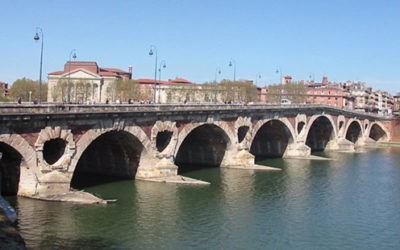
[71, 130, 143, 189]
[306, 116, 334, 152]
[250, 120, 293, 161]
[43, 138, 67, 165]
[175, 124, 230, 174]
[156, 130, 173, 152]
[0, 142, 21, 195]
[238, 126, 249, 143]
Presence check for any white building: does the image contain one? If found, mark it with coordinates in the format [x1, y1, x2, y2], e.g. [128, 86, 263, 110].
[47, 61, 131, 103]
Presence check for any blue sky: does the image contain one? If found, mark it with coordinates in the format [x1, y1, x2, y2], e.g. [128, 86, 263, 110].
[1, 0, 399, 94]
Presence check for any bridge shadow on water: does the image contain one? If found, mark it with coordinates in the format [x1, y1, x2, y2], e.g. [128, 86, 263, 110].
[70, 172, 130, 190]
[177, 163, 219, 175]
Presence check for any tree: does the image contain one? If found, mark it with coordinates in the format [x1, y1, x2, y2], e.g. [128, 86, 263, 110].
[266, 81, 307, 104]
[9, 78, 47, 102]
[219, 80, 258, 103]
[51, 80, 67, 103]
[106, 79, 143, 102]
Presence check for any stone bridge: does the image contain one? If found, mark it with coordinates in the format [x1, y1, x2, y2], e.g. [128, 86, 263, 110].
[0, 104, 395, 198]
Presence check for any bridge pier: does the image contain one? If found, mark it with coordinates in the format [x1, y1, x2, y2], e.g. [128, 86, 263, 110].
[136, 156, 178, 179]
[354, 136, 377, 148]
[325, 138, 355, 152]
[221, 148, 255, 168]
[283, 142, 311, 158]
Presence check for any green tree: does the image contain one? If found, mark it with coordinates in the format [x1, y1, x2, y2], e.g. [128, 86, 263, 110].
[9, 78, 48, 102]
[107, 79, 142, 102]
[51, 80, 68, 103]
[266, 81, 307, 104]
[219, 80, 258, 103]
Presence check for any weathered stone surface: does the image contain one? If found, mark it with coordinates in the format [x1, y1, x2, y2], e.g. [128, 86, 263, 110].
[325, 138, 355, 152]
[31, 190, 107, 204]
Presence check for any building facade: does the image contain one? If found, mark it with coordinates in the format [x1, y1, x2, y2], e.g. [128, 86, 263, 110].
[47, 61, 131, 103]
[0, 81, 9, 97]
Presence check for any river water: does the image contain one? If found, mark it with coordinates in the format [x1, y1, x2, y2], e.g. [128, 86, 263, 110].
[6, 147, 400, 249]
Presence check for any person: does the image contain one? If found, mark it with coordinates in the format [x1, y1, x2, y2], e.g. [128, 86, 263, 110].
[105, 99, 109, 104]
[17, 97, 21, 104]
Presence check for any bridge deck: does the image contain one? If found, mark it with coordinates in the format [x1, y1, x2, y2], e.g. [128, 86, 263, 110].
[0, 104, 390, 121]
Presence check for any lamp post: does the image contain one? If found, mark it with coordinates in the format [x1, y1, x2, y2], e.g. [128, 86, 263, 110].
[149, 45, 158, 103]
[157, 60, 166, 103]
[67, 49, 77, 104]
[158, 60, 166, 81]
[229, 58, 236, 82]
[276, 67, 282, 104]
[33, 27, 44, 104]
[214, 67, 221, 103]
[255, 73, 261, 85]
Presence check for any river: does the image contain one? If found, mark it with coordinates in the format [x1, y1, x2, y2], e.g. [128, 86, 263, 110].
[5, 147, 400, 249]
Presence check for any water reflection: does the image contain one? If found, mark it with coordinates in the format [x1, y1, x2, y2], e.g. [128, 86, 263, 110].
[6, 148, 400, 249]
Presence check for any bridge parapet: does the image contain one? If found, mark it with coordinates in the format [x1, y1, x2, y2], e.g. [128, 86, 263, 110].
[0, 103, 392, 120]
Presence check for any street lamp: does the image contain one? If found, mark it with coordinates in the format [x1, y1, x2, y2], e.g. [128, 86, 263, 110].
[214, 67, 221, 103]
[67, 49, 77, 104]
[157, 60, 166, 103]
[149, 45, 158, 103]
[276, 67, 282, 104]
[33, 27, 43, 104]
[255, 73, 261, 85]
[229, 58, 236, 82]
[158, 60, 166, 81]
[214, 67, 221, 82]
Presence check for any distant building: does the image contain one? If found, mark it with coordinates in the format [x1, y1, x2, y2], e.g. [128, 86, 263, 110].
[0, 81, 9, 97]
[47, 61, 131, 103]
[304, 76, 345, 108]
[393, 93, 400, 115]
[135, 78, 193, 103]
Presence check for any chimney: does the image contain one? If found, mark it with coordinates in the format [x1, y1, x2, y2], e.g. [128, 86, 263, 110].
[322, 76, 328, 85]
[128, 65, 132, 73]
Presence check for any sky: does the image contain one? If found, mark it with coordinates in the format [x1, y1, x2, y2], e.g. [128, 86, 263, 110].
[1, 0, 399, 94]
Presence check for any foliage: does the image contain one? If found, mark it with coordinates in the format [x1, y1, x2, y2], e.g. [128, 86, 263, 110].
[9, 78, 47, 102]
[51, 80, 67, 103]
[106, 79, 150, 102]
[219, 80, 258, 103]
[266, 81, 307, 104]
[163, 80, 258, 104]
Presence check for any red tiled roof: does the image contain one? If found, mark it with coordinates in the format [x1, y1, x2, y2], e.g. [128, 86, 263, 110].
[102, 68, 130, 74]
[48, 61, 131, 78]
[99, 71, 119, 77]
[48, 70, 66, 75]
[135, 78, 169, 85]
[169, 78, 192, 84]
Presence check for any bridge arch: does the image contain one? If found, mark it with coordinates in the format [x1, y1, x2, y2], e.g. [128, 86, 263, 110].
[250, 118, 295, 160]
[305, 115, 337, 152]
[174, 122, 235, 173]
[0, 134, 38, 196]
[368, 122, 390, 142]
[70, 125, 152, 188]
[344, 119, 364, 143]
